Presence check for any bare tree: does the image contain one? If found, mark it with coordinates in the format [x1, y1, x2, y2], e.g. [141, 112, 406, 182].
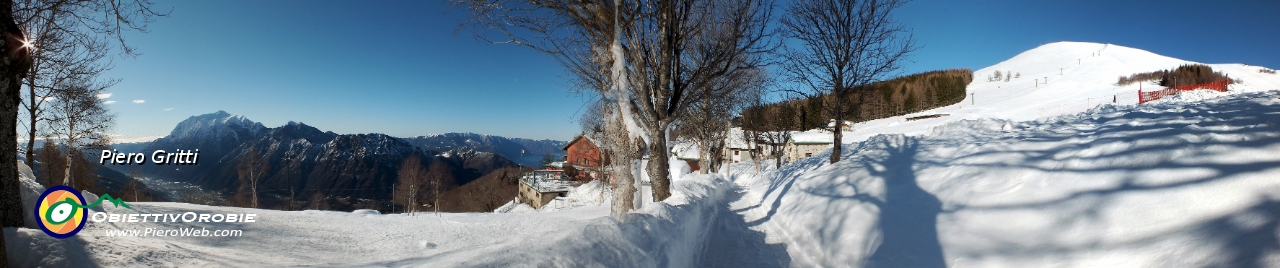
[760, 105, 792, 168]
[673, 97, 731, 174]
[2, 1, 164, 246]
[605, 106, 645, 211]
[0, 2, 162, 262]
[741, 96, 793, 169]
[394, 154, 427, 216]
[122, 180, 141, 202]
[16, 1, 114, 163]
[123, 167, 145, 202]
[47, 77, 113, 186]
[426, 160, 454, 216]
[579, 97, 642, 213]
[676, 67, 765, 174]
[456, 0, 774, 202]
[778, 0, 917, 163]
[67, 146, 96, 191]
[540, 152, 555, 166]
[237, 148, 270, 208]
[33, 138, 65, 187]
[308, 191, 329, 210]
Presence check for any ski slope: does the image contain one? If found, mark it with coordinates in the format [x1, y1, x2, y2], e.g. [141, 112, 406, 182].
[839, 41, 1280, 144]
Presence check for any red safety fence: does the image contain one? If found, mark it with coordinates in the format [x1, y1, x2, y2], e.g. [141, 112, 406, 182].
[1138, 79, 1230, 104]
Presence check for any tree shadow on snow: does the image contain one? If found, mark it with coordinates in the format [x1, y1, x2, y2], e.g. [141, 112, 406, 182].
[856, 136, 946, 268]
[1195, 196, 1280, 267]
[784, 135, 947, 267]
[740, 151, 830, 226]
[912, 92, 1280, 264]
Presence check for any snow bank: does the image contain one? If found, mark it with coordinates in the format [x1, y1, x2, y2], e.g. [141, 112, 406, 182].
[565, 180, 609, 205]
[669, 158, 691, 181]
[415, 174, 733, 267]
[18, 161, 46, 229]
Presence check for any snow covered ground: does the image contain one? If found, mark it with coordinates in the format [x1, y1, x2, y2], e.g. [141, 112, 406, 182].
[731, 90, 1280, 266]
[6, 199, 612, 266]
[8, 41, 1280, 267]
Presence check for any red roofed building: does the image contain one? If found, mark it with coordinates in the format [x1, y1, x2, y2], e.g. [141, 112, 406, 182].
[562, 134, 610, 181]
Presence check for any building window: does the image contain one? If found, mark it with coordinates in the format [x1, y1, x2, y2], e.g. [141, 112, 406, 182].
[805, 153, 812, 157]
[734, 150, 739, 155]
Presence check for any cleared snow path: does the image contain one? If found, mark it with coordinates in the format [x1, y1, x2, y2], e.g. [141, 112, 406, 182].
[698, 185, 791, 267]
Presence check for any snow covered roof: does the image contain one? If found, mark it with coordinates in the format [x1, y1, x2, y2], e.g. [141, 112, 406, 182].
[789, 130, 835, 145]
[670, 141, 700, 160]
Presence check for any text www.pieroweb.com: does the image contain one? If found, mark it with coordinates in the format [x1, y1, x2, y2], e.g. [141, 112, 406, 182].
[103, 228, 243, 237]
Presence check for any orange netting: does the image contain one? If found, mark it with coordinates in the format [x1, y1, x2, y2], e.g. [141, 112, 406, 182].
[1138, 79, 1230, 104]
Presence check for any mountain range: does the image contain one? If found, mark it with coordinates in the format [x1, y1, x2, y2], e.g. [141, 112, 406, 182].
[109, 111, 565, 209]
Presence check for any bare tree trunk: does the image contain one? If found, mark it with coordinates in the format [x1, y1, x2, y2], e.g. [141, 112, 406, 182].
[697, 141, 709, 174]
[250, 169, 258, 208]
[647, 126, 672, 202]
[1, 1, 32, 266]
[1, 0, 29, 226]
[608, 118, 638, 214]
[23, 78, 37, 162]
[831, 110, 843, 164]
[63, 121, 75, 185]
[609, 146, 636, 214]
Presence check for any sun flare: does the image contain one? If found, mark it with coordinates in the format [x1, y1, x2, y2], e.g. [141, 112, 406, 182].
[21, 38, 35, 50]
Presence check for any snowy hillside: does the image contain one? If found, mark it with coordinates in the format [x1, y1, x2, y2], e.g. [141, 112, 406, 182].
[837, 41, 1280, 144]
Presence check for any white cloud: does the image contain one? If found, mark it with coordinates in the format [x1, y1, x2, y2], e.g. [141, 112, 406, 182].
[96, 93, 112, 99]
[163, 108, 174, 111]
[104, 100, 117, 104]
[132, 100, 145, 104]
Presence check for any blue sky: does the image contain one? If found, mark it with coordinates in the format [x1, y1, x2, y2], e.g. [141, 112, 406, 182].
[101, 0, 1279, 142]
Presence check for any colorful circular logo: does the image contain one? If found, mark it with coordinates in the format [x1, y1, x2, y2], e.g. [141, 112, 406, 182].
[35, 185, 88, 239]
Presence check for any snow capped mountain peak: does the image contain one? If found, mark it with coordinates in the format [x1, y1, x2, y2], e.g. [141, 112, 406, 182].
[166, 111, 267, 140]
